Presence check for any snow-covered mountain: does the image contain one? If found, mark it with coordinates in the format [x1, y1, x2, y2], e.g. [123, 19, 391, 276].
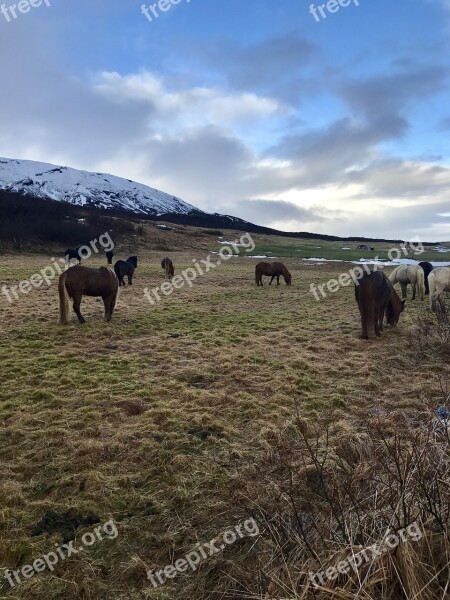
[0, 157, 201, 216]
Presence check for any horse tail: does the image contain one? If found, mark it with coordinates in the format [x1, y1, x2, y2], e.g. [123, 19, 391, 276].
[58, 272, 70, 325]
[388, 267, 397, 284]
[111, 270, 119, 309]
[255, 265, 260, 285]
[416, 266, 425, 301]
[358, 279, 375, 338]
[165, 260, 170, 280]
[114, 262, 121, 279]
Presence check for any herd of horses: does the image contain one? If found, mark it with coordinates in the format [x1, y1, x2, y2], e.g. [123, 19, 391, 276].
[59, 250, 450, 339]
[60, 249, 174, 325]
[357, 261, 450, 339]
[387, 261, 450, 312]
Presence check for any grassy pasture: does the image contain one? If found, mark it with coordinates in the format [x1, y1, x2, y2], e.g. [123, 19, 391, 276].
[239, 234, 450, 261]
[0, 231, 449, 599]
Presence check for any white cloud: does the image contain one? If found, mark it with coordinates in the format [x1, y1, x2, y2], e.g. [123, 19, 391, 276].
[94, 71, 289, 130]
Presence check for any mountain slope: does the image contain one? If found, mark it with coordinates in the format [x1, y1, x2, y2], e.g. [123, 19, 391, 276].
[0, 157, 439, 246]
[0, 157, 200, 216]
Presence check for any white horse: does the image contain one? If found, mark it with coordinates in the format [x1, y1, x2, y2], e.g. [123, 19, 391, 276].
[428, 267, 450, 312]
[388, 265, 425, 301]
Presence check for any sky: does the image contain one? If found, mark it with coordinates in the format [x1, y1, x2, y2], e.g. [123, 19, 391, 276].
[0, 0, 449, 240]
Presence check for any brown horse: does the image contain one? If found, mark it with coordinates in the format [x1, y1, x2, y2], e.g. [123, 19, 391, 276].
[161, 257, 174, 281]
[58, 266, 119, 324]
[355, 271, 405, 339]
[255, 262, 292, 286]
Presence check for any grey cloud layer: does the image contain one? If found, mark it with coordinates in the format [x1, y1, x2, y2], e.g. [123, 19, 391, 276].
[0, 13, 449, 239]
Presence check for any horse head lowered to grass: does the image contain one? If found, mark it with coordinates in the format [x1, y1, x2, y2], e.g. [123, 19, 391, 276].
[58, 266, 119, 325]
[355, 271, 405, 339]
[255, 262, 291, 286]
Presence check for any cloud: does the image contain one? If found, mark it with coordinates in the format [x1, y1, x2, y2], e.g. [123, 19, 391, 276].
[181, 33, 322, 103]
[93, 71, 290, 129]
[338, 67, 447, 124]
[0, 11, 450, 241]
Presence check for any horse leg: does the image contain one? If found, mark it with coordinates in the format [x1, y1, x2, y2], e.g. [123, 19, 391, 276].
[72, 293, 86, 324]
[128, 273, 132, 285]
[361, 314, 369, 339]
[269, 275, 275, 285]
[103, 291, 117, 322]
[412, 282, 416, 300]
[374, 308, 381, 336]
[431, 295, 436, 312]
[276, 275, 280, 285]
[400, 283, 407, 298]
[103, 295, 111, 321]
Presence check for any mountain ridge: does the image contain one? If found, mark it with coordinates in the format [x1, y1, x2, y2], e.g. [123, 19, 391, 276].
[0, 157, 439, 245]
[0, 157, 200, 216]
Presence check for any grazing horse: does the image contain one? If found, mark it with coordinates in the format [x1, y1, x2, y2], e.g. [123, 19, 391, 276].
[255, 262, 292, 286]
[388, 265, 425, 300]
[161, 257, 175, 281]
[428, 267, 450, 312]
[65, 247, 82, 265]
[418, 261, 434, 295]
[114, 256, 138, 286]
[58, 266, 118, 325]
[105, 250, 114, 265]
[355, 271, 405, 339]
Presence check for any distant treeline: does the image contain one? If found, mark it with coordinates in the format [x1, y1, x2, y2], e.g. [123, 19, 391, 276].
[0, 190, 135, 252]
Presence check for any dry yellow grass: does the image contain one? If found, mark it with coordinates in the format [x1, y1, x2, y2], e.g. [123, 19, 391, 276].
[0, 230, 449, 599]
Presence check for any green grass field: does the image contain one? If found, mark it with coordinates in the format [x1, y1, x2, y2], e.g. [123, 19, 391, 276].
[240, 234, 450, 261]
[1, 228, 449, 600]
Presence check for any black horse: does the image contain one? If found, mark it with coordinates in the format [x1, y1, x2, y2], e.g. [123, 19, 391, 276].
[65, 248, 82, 265]
[106, 250, 114, 265]
[418, 261, 434, 295]
[114, 256, 138, 286]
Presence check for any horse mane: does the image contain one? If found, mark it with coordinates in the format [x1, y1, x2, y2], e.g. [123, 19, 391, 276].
[386, 285, 404, 325]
